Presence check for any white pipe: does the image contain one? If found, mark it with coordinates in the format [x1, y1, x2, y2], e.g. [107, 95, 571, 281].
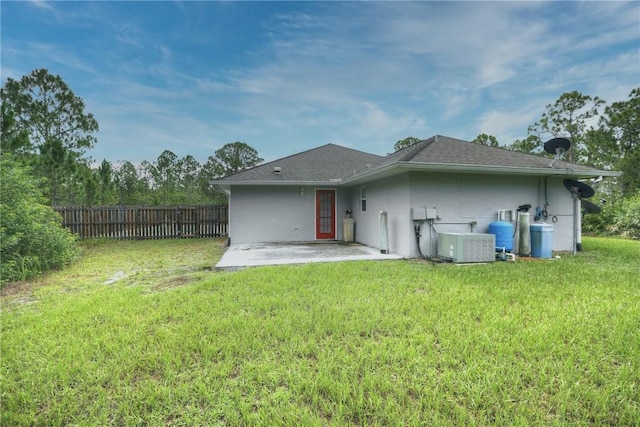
[518, 212, 531, 256]
[576, 195, 583, 252]
[572, 194, 578, 255]
[379, 211, 389, 254]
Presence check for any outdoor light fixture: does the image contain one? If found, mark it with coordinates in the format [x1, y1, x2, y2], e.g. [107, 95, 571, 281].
[300, 187, 305, 196]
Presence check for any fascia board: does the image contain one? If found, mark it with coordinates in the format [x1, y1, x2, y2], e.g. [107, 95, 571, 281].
[209, 180, 343, 187]
[341, 162, 621, 184]
[211, 184, 231, 195]
[211, 163, 621, 189]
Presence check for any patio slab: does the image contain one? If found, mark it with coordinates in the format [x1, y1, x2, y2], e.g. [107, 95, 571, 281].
[215, 242, 403, 270]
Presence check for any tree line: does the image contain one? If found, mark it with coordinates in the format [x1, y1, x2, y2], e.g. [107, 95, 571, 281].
[1, 69, 263, 207]
[92, 142, 263, 207]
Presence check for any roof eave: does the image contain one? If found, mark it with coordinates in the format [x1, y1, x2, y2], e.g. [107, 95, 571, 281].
[341, 162, 621, 184]
[211, 163, 621, 189]
[209, 179, 343, 189]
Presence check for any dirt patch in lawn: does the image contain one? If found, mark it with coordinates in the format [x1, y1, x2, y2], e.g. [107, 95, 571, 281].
[0, 279, 45, 306]
[0, 280, 33, 298]
[150, 275, 197, 292]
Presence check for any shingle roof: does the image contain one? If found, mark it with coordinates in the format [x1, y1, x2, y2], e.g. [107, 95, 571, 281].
[213, 135, 618, 186]
[379, 135, 606, 172]
[216, 144, 384, 183]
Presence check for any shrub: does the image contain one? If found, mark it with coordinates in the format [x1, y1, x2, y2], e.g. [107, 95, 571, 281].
[1, 156, 79, 286]
[612, 192, 640, 239]
[583, 192, 640, 240]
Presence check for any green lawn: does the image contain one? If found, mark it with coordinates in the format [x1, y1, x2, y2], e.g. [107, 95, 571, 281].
[1, 237, 639, 426]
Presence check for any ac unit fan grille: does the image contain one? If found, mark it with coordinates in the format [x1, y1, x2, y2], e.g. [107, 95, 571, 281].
[463, 238, 495, 262]
[437, 233, 496, 263]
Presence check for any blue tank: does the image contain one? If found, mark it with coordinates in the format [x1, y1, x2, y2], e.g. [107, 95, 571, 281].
[488, 221, 514, 252]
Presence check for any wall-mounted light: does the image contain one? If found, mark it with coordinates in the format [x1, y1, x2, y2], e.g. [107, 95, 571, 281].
[300, 187, 305, 197]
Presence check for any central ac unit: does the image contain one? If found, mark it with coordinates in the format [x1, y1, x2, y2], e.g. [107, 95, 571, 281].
[437, 233, 495, 263]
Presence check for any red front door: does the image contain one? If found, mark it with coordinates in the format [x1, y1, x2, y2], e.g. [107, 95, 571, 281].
[316, 189, 336, 239]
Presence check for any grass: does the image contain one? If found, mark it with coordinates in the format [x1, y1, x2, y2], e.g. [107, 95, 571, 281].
[1, 237, 639, 426]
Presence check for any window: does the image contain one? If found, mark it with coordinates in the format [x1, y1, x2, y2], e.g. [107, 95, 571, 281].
[360, 187, 367, 212]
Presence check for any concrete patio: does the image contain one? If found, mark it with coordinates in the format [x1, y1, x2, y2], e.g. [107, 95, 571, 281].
[215, 242, 403, 270]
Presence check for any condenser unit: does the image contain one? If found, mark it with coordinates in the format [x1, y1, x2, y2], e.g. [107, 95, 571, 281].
[437, 233, 495, 263]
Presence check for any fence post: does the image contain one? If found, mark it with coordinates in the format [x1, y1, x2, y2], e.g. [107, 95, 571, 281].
[177, 207, 182, 237]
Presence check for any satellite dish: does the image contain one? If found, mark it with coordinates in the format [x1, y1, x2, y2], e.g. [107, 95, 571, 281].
[563, 179, 595, 199]
[544, 138, 571, 154]
[564, 177, 595, 256]
[545, 138, 571, 167]
[581, 199, 601, 214]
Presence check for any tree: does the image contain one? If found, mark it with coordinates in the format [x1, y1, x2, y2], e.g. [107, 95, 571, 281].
[38, 138, 73, 205]
[508, 135, 541, 155]
[141, 150, 179, 205]
[600, 88, 640, 196]
[213, 142, 263, 177]
[393, 136, 421, 152]
[1, 69, 99, 205]
[471, 133, 500, 147]
[528, 91, 604, 162]
[617, 149, 640, 197]
[199, 155, 227, 204]
[114, 161, 149, 205]
[177, 155, 200, 194]
[0, 104, 30, 155]
[582, 127, 617, 170]
[96, 159, 115, 205]
[1, 69, 99, 155]
[82, 166, 99, 206]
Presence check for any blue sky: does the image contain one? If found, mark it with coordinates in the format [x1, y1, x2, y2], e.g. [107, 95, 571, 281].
[2, 1, 639, 165]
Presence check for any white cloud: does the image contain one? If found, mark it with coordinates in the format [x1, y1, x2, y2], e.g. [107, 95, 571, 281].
[27, 42, 98, 75]
[28, 0, 55, 11]
[115, 23, 145, 48]
[475, 104, 542, 145]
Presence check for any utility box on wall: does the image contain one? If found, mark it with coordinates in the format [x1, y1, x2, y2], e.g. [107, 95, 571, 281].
[411, 207, 437, 220]
[437, 233, 495, 263]
[411, 207, 427, 221]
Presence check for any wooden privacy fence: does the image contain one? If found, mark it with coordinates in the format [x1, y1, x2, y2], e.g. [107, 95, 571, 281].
[54, 206, 228, 239]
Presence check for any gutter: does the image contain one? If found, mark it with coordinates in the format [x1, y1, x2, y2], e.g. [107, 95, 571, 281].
[209, 179, 343, 188]
[341, 161, 621, 185]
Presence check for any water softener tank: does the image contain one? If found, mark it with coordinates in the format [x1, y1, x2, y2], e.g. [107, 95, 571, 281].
[519, 212, 531, 256]
[488, 221, 514, 252]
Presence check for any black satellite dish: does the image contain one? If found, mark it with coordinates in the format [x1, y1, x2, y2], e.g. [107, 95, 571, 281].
[544, 138, 571, 154]
[563, 179, 595, 199]
[581, 199, 601, 214]
[564, 177, 596, 256]
[545, 138, 572, 167]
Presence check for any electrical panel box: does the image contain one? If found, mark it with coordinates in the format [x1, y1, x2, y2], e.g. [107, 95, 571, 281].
[411, 207, 426, 221]
[412, 207, 437, 220]
[437, 233, 495, 263]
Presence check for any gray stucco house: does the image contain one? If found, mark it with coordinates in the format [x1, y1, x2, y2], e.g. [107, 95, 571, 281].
[212, 135, 619, 258]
